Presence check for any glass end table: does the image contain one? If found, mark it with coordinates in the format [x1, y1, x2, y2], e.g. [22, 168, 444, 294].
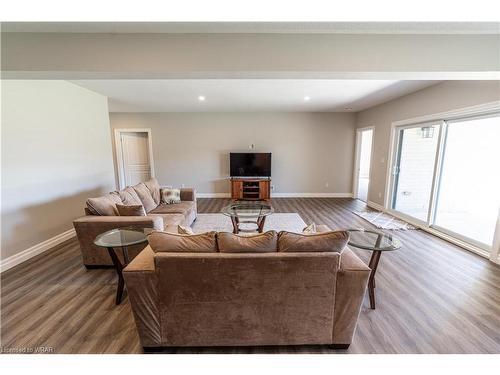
[346, 229, 402, 309]
[94, 227, 149, 305]
[221, 201, 274, 234]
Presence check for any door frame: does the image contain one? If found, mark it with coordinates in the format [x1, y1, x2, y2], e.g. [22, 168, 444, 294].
[114, 128, 155, 190]
[352, 126, 375, 202]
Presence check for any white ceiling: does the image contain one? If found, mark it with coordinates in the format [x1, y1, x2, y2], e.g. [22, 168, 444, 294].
[72, 80, 439, 112]
[3, 22, 499, 34]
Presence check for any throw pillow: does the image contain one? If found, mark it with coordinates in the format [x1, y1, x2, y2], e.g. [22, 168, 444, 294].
[218, 231, 278, 253]
[177, 225, 194, 235]
[302, 223, 317, 234]
[86, 192, 122, 216]
[161, 188, 181, 204]
[133, 182, 157, 212]
[116, 204, 146, 216]
[148, 230, 217, 253]
[278, 230, 349, 253]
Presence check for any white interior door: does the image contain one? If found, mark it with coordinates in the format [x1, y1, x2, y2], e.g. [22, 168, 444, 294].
[119, 132, 152, 188]
[355, 128, 373, 202]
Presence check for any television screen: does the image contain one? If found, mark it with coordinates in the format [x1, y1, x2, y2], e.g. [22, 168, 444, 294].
[230, 153, 271, 177]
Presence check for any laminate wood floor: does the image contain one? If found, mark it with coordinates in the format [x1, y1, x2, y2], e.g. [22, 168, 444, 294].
[1, 198, 499, 354]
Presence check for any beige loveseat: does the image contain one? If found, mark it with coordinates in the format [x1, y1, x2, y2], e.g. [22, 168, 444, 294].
[124, 227, 370, 351]
[73, 178, 197, 267]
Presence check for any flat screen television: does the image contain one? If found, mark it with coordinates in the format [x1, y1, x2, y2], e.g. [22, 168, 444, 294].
[230, 153, 271, 178]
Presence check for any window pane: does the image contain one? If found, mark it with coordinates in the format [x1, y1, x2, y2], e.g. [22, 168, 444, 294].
[392, 125, 439, 221]
[434, 115, 500, 247]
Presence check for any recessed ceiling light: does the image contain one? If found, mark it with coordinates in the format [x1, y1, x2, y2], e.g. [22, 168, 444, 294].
[198, 95, 206, 101]
[303, 96, 311, 101]
[344, 107, 352, 111]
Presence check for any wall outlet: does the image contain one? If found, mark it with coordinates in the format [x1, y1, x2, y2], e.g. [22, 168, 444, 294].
[271, 185, 275, 190]
[325, 182, 329, 188]
[249, 143, 255, 149]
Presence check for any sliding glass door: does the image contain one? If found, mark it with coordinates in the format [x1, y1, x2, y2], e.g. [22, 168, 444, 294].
[433, 114, 500, 248]
[391, 123, 440, 222]
[390, 112, 500, 251]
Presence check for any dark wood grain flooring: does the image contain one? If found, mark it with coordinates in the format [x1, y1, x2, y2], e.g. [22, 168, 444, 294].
[1, 198, 499, 354]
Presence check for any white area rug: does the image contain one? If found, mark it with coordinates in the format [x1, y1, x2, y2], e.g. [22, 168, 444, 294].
[192, 213, 307, 234]
[353, 210, 416, 230]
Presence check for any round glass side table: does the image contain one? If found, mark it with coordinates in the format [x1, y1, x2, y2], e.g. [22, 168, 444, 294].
[94, 227, 148, 305]
[346, 229, 402, 309]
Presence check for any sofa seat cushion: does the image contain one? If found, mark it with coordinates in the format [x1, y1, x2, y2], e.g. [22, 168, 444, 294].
[148, 231, 217, 253]
[149, 202, 195, 215]
[218, 231, 278, 253]
[86, 192, 122, 216]
[133, 182, 157, 213]
[148, 213, 185, 229]
[278, 230, 349, 253]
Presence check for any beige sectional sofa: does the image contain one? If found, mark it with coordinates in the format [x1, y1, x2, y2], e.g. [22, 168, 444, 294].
[124, 226, 370, 351]
[73, 178, 197, 267]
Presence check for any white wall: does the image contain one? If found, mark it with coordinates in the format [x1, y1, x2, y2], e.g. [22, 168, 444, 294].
[1, 80, 115, 262]
[356, 80, 500, 206]
[110, 112, 356, 196]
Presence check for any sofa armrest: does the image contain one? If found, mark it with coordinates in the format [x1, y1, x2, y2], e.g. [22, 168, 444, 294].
[73, 215, 164, 266]
[332, 248, 370, 345]
[123, 246, 161, 347]
[124, 245, 156, 272]
[180, 188, 196, 202]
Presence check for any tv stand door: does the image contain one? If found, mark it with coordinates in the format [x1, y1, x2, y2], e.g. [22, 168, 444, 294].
[259, 180, 270, 200]
[231, 180, 243, 199]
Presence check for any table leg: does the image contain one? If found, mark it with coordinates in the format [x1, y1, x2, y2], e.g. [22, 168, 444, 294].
[367, 250, 382, 309]
[231, 216, 239, 234]
[122, 246, 130, 265]
[107, 247, 125, 305]
[257, 216, 266, 233]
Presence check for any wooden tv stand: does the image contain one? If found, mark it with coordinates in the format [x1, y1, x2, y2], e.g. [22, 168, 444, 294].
[230, 178, 271, 200]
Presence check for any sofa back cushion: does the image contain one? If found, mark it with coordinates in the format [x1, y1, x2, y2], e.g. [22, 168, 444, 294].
[278, 230, 349, 253]
[218, 231, 278, 253]
[144, 177, 161, 205]
[86, 192, 122, 216]
[148, 231, 217, 253]
[119, 186, 143, 206]
[133, 182, 157, 212]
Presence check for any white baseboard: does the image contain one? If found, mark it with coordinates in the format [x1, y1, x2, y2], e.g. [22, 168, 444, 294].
[197, 193, 353, 198]
[0, 228, 76, 273]
[271, 193, 353, 198]
[197, 193, 232, 198]
[367, 200, 386, 212]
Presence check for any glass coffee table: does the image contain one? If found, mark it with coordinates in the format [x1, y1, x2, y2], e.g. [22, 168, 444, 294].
[94, 227, 149, 305]
[221, 201, 274, 234]
[346, 229, 402, 309]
